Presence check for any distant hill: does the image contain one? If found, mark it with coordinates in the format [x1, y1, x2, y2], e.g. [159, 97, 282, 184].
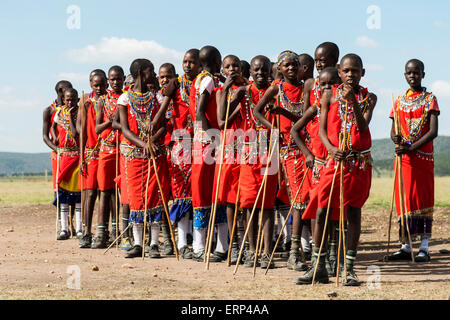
[1, 136, 450, 176]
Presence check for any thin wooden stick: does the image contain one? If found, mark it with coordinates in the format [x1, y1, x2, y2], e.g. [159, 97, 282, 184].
[205, 91, 232, 269]
[55, 150, 60, 240]
[103, 223, 132, 254]
[233, 116, 276, 275]
[142, 148, 151, 260]
[386, 151, 398, 259]
[115, 137, 119, 250]
[227, 181, 241, 266]
[149, 142, 179, 260]
[265, 167, 309, 275]
[253, 171, 268, 277]
[80, 91, 85, 234]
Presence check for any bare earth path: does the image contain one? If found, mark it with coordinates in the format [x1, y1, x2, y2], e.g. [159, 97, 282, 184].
[0, 204, 448, 300]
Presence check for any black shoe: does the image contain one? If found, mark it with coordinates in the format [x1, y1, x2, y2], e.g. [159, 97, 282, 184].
[209, 251, 227, 263]
[179, 246, 193, 259]
[186, 233, 193, 246]
[293, 263, 329, 285]
[414, 249, 431, 262]
[192, 250, 205, 262]
[149, 244, 161, 259]
[229, 244, 242, 265]
[244, 251, 259, 267]
[260, 253, 274, 269]
[91, 234, 108, 249]
[125, 245, 142, 258]
[386, 249, 412, 261]
[303, 251, 312, 261]
[161, 239, 174, 256]
[57, 230, 70, 241]
[342, 268, 360, 286]
[287, 251, 308, 271]
[79, 234, 92, 248]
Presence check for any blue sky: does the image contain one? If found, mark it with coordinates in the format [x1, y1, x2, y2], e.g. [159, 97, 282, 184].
[1, 0, 449, 152]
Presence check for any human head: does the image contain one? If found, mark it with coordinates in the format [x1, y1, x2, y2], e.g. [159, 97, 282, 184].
[338, 54, 365, 89]
[90, 71, 108, 97]
[199, 45, 222, 74]
[90, 69, 107, 82]
[108, 65, 125, 94]
[240, 60, 251, 79]
[183, 49, 201, 81]
[318, 67, 340, 92]
[129, 58, 155, 91]
[250, 55, 271, 89]
[63, 88, 78, 108]
[55, 80, 73, 102]
[222, 55, 241, 77]
[298, 53, 314, 81]
[404, 59, 425, 90]
[314, 42, 339, 74]
[158, 63, 177, 89]
[277, 50, 300, 82]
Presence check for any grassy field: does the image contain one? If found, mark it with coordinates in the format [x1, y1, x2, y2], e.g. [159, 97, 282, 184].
[1, 175, 450, 208]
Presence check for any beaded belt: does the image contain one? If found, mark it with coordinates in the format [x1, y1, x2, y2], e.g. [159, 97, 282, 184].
[327, 150, 373, 170]
[57, 147, 79, 156]
[120, 142, 166, 159]
[100, 140, 117, 154]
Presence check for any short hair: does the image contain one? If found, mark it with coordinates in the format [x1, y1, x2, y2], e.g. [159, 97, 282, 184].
[316, 42, 340, 62]
[405, 59, 425, 72]
[299, 53, 314, 67]
[108, 65, 125, 76]
[159, 63, 176, 75]
[63, 87, 78, 97]
[320, 67, 339, 80]
[199, 45, 221, 66]
[129, 59, 154, 79]
[55, 80, 72, 93]
[90, 69, 107, 81]
[340, 53, 363, 69]
[185, 48, 200, 59]
[250, 55, 271, 69]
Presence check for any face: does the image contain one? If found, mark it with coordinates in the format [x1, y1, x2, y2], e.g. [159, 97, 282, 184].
[250, 58, 270, 88]
[279, 58, 299, 82]
[108, 70, 124, 93]
[314, 47, 336, 74]
[90, 75, 107, 97]
[57, 84, 72, 99]
[338, 58, 364, 89]
[222, 57, 241, 77]
[138, 66, 155, 89]
[183, 53, 201, 80]
[158, 67, 176, 89]
[404, 62, 424, 89]
[64, 92, 78, 108]
[318, 72, 338, 92]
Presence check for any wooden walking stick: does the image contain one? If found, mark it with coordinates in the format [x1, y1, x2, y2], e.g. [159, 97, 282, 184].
[205, 91, 232, 269]
[233, 116, 277, 275]
[148, 139, 179, 260]
[227, 180, 241, 266]
[264, 167, 309, 275]
[386, 158, 398, 259]
[55, 149, 60, 240]
[103, 223, 132, 254]
[115, 136, 119, 249]
[253, 171, 268, 277]
[79, 91, 85, 234]
[142, 137, 152, 260]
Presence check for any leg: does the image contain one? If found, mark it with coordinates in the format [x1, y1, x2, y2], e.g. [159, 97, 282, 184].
[343, 206, 361, 286]
[260, 209, 275, 269]
[287, 208, 307, 271]
[161, 213, 174, 256]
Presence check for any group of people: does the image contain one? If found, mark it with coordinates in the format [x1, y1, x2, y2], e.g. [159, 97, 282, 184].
[42, 41, 439, 286]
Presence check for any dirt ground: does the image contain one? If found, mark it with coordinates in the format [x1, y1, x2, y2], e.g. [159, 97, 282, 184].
[0, 204, 448, 300]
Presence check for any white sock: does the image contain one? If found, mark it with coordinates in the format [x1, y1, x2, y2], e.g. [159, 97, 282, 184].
[150, 224, 160, 246]
[401, 243, 411, 253]
[215, 223, 229, 254]
[60, 204, 69, 232]
[177, 214, 190, 249]
[132, 224, 143, 247]
[420, 235, 429, 253]
[301, 226, 311, 253]
[75, 203, 82, 233]
[193, 228, 206, 254]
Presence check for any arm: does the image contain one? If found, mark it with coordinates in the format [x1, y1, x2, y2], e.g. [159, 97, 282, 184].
[51, 119, 58, 148]
[69, 107, 78, 138]
[42, 107, 57, 152]
[301, 78, 314, 114]
[95, 100, 112, 135]
[118, 104, 146, 149]
[318, 90, 345, 160]
[196, 91, 211, 132]
[290, 107, 316, 168]
[112, 109, 121, 131]
[217, 76, 245, 129]
[396, 111, 438, 155]
[254, 85, 278, 130]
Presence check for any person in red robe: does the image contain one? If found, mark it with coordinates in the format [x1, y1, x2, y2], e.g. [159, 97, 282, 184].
[91, 66, 125, 249]
[223, 55, 277, 268]
[387, 59, 439, 263]
[254, 50, 311, 272]
[295, 54, 377, 286]
[77, 70, 107, 248]
[117, 58, 171, 259]
[156, 49, 202, 259]
[51, 88, 82, 240]
[188, 45, 225, 262]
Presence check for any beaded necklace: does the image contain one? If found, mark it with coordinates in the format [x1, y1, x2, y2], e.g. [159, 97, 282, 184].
[55, 107, 76, 148]
[336, 84, 369, 151]
[244, 83, 266, 131]
[278, 79, 304, 115]
[127, 89, 157, 140]
[312, 77, 321, 106]
[179, 74, 192, 106]
[397, 88, 433, 144]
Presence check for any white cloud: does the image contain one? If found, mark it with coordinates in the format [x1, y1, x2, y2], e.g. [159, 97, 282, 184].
[430, 80, 450, 99]
[433, 21, 446, 28]
[365, 64, 384, 71]
[0, 87, 47, 112]
[67, 37, 184, 71]
[356, 36, 379, 48]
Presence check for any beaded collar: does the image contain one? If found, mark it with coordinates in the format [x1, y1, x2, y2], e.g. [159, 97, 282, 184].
[179, 74, 192, 106]
[278, 79, 303, 115]
[127, 89, 157, 139]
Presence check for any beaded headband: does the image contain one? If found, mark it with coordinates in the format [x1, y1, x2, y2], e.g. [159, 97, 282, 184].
[277, 50, 299, 66]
